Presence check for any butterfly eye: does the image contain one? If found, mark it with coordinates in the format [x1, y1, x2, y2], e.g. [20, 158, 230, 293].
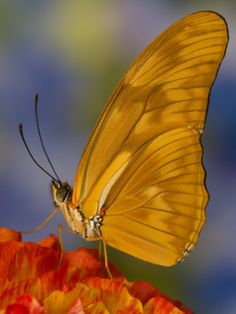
[56, 185, 71, 203]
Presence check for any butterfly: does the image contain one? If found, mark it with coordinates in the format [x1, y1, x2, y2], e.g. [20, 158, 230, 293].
[21, 11, 228, 268]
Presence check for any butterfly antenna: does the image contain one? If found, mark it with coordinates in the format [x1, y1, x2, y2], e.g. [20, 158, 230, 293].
[19, 123, 60, 183]
[34, 94, 61, 184]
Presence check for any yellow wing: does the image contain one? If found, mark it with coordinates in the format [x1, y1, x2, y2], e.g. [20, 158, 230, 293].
[71, 11, 228, 264]
[101, 126, 207, 265]
[72, 11, 228, 210]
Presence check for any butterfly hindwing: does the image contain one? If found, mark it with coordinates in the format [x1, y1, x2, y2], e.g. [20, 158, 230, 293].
[101, 127, 207, 265]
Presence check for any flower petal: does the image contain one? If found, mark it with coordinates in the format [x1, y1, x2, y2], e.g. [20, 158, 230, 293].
[4, 293, 44, 314]
[62, 248, 122, 279]
[0, 237, 61, 282]
[0, 279, 42, 310]
[5, 304, 29, 314]
[144, 295, 193, 314]
[38, 234, 61, 250]
[88, 301, 109, 314]
[128, 281, 159, 305]
[85, 278, 143, 313]
[0, 227, 21, 242]
[43, 283, 99, 314]
[0, 230, 193, 313]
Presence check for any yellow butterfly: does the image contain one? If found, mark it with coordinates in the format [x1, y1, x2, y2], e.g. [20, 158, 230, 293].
[21, 11, 228, 268]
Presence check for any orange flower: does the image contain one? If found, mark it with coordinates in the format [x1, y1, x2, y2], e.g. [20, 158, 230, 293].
[0, 227, 193, 313]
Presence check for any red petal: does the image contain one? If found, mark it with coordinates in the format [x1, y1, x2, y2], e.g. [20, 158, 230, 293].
[0, 227, 21, 242]
[0, 236, 62, 308]
[0, 241, 60, 282]
[62, 247, 122, 279]
[171, 300, 193, 314]
[128, 281, 160, 305]
[0, 279, 40, 309]
[40, 264, 80, 293]
[5, 304, 29, 314]
[14, 294, 44, 313]
[38, 234, 60, 250]
[4, 294, 45, 314]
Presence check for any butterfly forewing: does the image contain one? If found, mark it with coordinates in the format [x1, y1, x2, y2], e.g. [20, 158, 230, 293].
[71, 11, 228, 265]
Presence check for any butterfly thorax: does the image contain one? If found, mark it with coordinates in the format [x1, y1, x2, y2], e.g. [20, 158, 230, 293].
[51, 181, 102, 240]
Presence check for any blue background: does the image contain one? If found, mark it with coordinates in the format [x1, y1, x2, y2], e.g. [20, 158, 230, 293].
[0, 1, 235, 313]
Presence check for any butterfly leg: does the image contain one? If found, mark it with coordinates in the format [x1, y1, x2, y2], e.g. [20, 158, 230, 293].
[98, 240, 102, 259]
[86, 236, 112, 278]
[57, 224, 64, 265]
[57, 223, 80, 265]
[102, 239, 112, 279]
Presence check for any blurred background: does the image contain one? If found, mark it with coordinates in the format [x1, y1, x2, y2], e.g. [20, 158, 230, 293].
[0, 1, 235, 313]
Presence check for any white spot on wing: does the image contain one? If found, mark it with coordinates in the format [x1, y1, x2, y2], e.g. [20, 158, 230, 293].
[97, 160, 129, 212]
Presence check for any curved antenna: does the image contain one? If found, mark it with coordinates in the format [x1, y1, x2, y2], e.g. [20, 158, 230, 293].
[34, 94, 61, 183]
[19, 123, 60, 184]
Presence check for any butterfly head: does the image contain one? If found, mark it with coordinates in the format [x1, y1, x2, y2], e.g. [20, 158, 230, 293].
[51, 180, 72, 207]
[51, 180, 84, 234]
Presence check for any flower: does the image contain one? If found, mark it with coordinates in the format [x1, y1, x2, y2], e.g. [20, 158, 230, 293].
[0, 227, 193, 313]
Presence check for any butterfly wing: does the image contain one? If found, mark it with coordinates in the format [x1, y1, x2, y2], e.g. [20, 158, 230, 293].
[72, 11, 228, 264]
[101, 126, 207, 265]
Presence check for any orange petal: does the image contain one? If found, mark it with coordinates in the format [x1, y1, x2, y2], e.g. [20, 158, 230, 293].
[0, 227, 21, 242]
[88, 301, 109, 313]
[43, 283, 100, 314]
[144, 295, 193, 314]
[85, 278, 143, 313]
